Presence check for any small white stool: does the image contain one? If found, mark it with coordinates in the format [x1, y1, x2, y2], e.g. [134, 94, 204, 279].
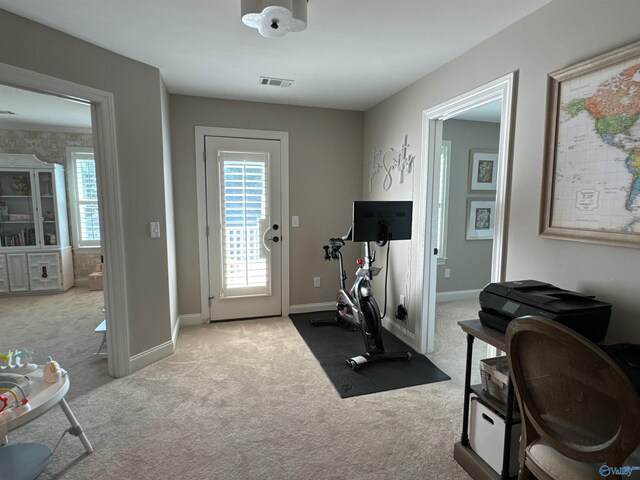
[94, 320, 107, 356]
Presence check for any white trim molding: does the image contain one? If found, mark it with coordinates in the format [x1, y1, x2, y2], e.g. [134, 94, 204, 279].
[417, 72, 517, 354]
[129, 339, 175, 373]
[178, 313, 204, 327]
[382, 317, 417, 351]
[435, 289, 482, 303]
[0, 62, 130, 378]
[171, 316, 181, 346]
[194, 126, 290, 322]
[289, 302, 336, 315]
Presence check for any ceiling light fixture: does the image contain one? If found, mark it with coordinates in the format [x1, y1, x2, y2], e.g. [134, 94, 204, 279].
[241, 0, 308, 38]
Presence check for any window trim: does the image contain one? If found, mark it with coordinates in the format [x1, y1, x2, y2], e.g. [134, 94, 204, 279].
[66, 146, 100, 249]
[436, 140, 451, 265]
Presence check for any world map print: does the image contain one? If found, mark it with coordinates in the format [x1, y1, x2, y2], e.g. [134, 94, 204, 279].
[552, 57, 640, 234]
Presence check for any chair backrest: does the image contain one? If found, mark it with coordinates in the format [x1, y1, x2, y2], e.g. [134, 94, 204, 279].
[506, 316, 640, 466]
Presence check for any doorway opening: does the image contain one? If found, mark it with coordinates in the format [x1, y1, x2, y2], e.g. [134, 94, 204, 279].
[0, 62, 130, 378]
[416, 72, 517, 355]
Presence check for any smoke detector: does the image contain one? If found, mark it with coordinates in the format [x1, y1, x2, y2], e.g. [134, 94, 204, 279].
[259, 77, 294, 88]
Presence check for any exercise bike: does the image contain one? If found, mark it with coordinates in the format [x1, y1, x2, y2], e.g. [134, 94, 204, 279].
[313, 227, 412, 369]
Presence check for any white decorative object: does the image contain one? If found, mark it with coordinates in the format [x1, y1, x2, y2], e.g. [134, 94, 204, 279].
[43, 357, 66, 384]
[241, 0, 308, 38]
[0, 349, 37, 374]
[368, 134, 416, 192]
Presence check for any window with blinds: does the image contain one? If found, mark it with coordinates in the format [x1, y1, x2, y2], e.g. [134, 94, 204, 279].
[218, 151, 271, 298]
[66, 148, 100, 248]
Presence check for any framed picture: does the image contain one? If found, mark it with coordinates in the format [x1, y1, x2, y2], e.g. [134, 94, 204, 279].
[466, 199, 495, 240]
[540, 39, 640, 248]
[469, 150, 498, 193]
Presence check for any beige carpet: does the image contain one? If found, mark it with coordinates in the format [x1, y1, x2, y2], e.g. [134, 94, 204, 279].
[0, 287, 110, 400]
[5, 293, 487, 479]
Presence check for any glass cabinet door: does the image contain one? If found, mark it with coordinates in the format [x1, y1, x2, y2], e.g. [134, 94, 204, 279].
[38, 171, 58, 246]
[0, 170, 37, 248]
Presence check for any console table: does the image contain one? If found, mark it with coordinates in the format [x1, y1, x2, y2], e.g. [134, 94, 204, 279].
[0, 368, 92, 480]
[454, 319, 519, 480]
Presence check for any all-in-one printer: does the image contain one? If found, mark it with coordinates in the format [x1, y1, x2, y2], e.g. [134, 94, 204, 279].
[478, 280, 611, 342]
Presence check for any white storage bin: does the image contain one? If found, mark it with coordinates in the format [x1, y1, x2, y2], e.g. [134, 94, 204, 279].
[469, 395, 521, 477]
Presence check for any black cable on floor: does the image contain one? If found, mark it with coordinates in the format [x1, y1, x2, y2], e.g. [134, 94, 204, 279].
[382, 241, 390, 318]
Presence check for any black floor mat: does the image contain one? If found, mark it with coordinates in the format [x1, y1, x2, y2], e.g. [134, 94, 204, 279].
[290, 311, 450, 398]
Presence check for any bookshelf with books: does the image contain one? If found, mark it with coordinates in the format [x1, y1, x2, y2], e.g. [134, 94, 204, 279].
[0, 154, 74, 294]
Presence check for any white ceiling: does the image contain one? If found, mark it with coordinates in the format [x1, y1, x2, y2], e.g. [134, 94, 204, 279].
[0, 84, 92, 131]
[452, 99, 502, 123]
[0, 0, 551, 115]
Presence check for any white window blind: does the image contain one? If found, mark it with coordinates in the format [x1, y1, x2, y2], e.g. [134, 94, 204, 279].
[66, 148, 100, 248]
[218, 151, 270, 298]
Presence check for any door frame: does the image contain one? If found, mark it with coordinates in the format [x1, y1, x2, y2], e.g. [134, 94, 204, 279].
[416, 72, 517, 353]
[0, 62, 131, 378]
[195, 126, 290, 322]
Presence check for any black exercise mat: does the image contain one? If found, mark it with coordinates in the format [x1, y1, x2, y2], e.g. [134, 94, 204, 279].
[290, 311, 450, 398]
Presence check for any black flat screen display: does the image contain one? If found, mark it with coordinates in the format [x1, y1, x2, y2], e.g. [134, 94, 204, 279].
[352, 201, 413, 242]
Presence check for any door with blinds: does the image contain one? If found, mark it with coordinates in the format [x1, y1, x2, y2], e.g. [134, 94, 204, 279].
[205, 136, 282, 321]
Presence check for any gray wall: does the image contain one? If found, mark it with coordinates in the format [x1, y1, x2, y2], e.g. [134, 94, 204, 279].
[438, 120, 499, 293]
[169, 95, 364, 314]
[0, 9, 175, 357]
[364, 0, 640, 343]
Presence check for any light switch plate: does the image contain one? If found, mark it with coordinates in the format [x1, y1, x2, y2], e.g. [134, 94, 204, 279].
[292, 216, 300, 228]
[150, 222, 160, 238]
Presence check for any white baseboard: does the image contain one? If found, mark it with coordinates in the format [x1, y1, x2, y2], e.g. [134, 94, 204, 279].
[129, 339, 175, 373]
[171, 315, 181, 346]
[382, 316, 418, 351]
[436, 289, 481, 303]
[288, 302, 335, 315]
[178, 313, 204, 327]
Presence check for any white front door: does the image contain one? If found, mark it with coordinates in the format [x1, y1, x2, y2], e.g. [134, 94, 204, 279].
[205, 135, 282, 321]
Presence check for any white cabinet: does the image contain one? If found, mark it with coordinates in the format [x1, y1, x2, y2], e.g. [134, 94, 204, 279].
[0, 154, 74, 294]
[0, 254, 8, 293]
[7, 253, 29, 293]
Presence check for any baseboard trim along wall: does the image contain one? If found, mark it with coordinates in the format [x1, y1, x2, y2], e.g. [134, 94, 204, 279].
[382, 316, 418, 351]
[178, 313, 204, 327]
[289, 302, 336, 315]
[171, 315, 181, 346]
[129, 339, 175, 372]
[436, 289, 481, 303]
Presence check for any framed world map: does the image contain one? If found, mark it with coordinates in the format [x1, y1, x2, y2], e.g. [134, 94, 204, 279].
[540, 40, 640, 248]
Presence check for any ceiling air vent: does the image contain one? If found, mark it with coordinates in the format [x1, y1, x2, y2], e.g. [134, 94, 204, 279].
[0, 110, 16, 115]
[259, 76, 294, 88]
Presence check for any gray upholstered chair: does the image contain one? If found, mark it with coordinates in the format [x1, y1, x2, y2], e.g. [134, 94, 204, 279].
[506, 316, 640, 480]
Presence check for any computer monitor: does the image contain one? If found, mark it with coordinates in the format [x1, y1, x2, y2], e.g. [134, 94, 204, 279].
[352, 201, 413, 243]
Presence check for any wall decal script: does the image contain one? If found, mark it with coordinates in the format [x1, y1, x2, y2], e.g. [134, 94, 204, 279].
[368, 134, 415, 192]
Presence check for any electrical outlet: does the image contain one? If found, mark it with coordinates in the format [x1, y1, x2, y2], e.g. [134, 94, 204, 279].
[313, 276, 321, 288]
[444, 268, 451, 279]
[400, 294, 406, 306]
[292, 216, 300, 228]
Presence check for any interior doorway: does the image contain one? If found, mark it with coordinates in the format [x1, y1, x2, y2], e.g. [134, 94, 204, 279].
[416, 72, 517, 354]
[0, 62, 130, 378]
[0, 83, 109, 392]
